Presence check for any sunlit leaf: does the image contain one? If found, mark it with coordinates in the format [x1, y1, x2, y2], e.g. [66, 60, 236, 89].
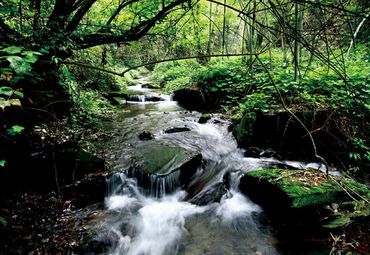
[7, 125, 25, 136]
[2, 46, 23, 54]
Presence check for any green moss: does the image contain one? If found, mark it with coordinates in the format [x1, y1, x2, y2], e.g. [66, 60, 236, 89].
[233, 112, 256, 145]
[246, 169, 370, 208]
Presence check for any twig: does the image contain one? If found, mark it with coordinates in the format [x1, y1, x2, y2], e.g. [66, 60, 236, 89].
[52, 150, 62, 202]
[329, 175, 370, 204]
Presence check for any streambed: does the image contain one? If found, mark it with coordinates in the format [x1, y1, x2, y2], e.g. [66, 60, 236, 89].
[90, 77, 332, 255]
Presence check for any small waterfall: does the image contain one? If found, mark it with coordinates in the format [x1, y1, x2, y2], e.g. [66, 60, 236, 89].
[106, 172, 125, 197]
[126, 95, 146, 102]
[149, 171, 181, 197]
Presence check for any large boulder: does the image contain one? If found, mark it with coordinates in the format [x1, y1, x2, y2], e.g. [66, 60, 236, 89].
[173, 88, 206, 110]
[240, 169, 370, 209]
[127, 144, 202, 196]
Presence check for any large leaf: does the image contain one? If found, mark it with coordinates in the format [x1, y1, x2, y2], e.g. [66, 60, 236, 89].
[5, 56, 32, 74]
[0, 86, 13, 97]
[0, 98, 21, 110]
[2, 46, 23, 54]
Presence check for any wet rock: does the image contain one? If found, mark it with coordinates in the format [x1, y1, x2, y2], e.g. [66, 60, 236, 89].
[189, 182, 227, 206]
[259, 148, 281, 159]
[198, 113, 211, 124]
[142, 83, 161, 89]
[164, 126, 191, 134]
[104, 92, 128, 105]
[244, 147, 262, 158]
[127, 144, 202, 196]
[144, 96, 165, 102]
[138, 131, 154, 140]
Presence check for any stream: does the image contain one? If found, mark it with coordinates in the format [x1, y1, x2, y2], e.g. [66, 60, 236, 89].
[91, 77, 328, 255]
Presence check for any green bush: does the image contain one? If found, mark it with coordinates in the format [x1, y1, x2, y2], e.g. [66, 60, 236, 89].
[151, 60, 202, 87]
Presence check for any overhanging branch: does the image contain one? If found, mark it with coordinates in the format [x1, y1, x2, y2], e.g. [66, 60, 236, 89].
[75, 0, 189, 49]
[61, 51, 267, 77]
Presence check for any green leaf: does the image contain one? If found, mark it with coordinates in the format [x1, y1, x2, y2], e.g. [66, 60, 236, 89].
[0, 216, 7, 229]
[6, 56, 32, 74]
[0, 87, 13, 97]
[2, 46, 23, 54]
[0, 98, 21, 109]
[13, 91, 24, 99]
[6, 125, 25, 136]
[0, 160, 6, 167]
[25, 55, 38, 64]
[210, 87, 218, 92]
[22, 51, 42, 57]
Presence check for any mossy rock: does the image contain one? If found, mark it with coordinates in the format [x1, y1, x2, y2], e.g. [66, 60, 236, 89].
[198, 113, 211, 124]
[132, 144, 199, 175]
[232, 112, 256, 147]
[240, 169, 370, 209]
[127, 144, 202, 194]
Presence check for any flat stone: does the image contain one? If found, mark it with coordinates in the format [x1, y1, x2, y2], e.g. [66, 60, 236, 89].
[127, 144, 202, 195]
[132, 144, 199, 175]
[240, 169, 370, 209]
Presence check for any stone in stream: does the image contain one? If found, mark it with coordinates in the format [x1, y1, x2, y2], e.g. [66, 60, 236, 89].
[189, 182, 228, 206]
[138, 131, 154, 140]
[164, 126, 191, 134]
[127, 144, 202, 196]
[198, 113, 211, 124]
[142, 83, 161, 89]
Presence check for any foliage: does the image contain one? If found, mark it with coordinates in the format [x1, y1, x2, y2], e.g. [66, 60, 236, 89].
[0, 45, 42, 84]
[0, 160, 6, 167]
[6, 125, 25, 136]
[151, 60, 202, 90]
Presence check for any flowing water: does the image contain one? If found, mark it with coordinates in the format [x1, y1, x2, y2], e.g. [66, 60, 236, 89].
[94, 77, 329, 255]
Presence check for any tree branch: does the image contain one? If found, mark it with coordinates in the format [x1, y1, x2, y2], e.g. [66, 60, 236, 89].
[74, 0, 188, 49]
[61, 51, 267, 76]
[105, 0, 140, 26]
[65, 0, 97, 32]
